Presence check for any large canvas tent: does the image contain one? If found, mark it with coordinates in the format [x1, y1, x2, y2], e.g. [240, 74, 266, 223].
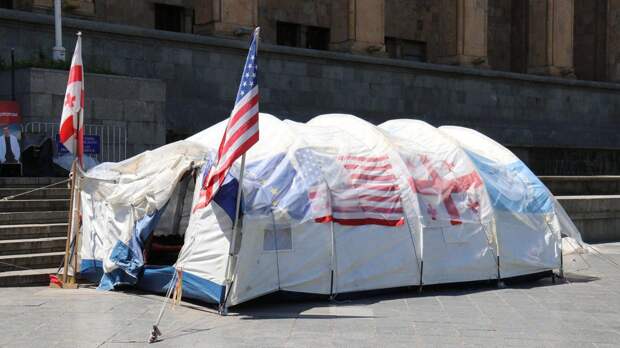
[78, 113, 585, 307]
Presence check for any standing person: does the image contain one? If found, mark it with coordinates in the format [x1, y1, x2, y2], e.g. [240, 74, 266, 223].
[0, 126, 20, 164]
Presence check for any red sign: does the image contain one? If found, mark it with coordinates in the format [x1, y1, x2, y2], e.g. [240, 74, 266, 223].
[0, 101, 21, 126]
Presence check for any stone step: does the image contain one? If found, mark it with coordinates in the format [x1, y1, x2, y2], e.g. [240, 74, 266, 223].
[0, 237, 67, 256]
[0, 188, 70, 200]
[0, 211, 68, 225]
[0, 223, 68, 240]
[540, 176, 620, 196]
[0, 177, 67, 188]
[557, 195, 620, 243]
[0, 252, 64, 272]
[0, 199, 69, 212]
[0, 267, 57, 287]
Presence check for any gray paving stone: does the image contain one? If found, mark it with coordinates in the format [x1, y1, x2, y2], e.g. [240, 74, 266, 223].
[2, 243, 620, 346]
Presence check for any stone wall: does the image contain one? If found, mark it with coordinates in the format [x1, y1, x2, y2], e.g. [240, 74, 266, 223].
[0, 68, 166, 157]
[1, 9, 620, 174]
[487, 0, 512, 71]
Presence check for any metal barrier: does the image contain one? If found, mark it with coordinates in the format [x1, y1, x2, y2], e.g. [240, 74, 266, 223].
[22, 122, 127, 163]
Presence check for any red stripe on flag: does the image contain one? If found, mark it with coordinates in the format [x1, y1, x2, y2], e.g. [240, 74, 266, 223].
[338, 155, 389, 162]
[67, 65, 83, 84]
[221, 114, 259, 157]
[332, 206, 404, 214]
[228, 95, 259, 129]
[333, 217, 404, 226]
[349, 173, 396, 182]
[344, 163, 392, 171]
[59, 115, 75, 143]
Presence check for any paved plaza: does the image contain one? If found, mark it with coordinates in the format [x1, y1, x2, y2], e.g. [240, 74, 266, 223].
[1, 243, 620, 347]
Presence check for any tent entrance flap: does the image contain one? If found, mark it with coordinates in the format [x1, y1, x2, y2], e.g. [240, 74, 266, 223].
[144, 172, 194, 266]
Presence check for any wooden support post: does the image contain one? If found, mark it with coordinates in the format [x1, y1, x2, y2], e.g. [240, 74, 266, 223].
[55, 159, 80, 289]
[60, 160, 77, 286]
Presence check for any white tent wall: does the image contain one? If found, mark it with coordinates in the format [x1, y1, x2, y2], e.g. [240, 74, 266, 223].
[175, 166, 232, 302]
[439, 126, 563, 278]
[379, 119, 498, 285]
[78, 141, 209, 286]
[79, 113, 586, 307]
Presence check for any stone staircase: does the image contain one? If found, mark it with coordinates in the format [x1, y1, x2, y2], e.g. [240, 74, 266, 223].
[0, 177, 69, 286]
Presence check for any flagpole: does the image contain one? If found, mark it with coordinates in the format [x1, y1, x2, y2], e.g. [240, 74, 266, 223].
[220, 155, 245, 315]
[220, 28, 260, 315]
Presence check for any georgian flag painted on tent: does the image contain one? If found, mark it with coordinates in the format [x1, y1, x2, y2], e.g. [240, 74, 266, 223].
[193, 28, 260, 212]
[59, 33, 85, 165]
[406, 154, 484, 226]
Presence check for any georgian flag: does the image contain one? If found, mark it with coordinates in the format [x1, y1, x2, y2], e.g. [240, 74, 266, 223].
[59, 33, 84, 165]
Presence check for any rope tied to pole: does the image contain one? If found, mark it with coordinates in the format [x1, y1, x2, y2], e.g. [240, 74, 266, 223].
[0, 178, 71, 201]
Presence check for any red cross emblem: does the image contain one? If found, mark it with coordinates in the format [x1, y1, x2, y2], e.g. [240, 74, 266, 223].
[64, 93, 76, 108]
[426, 203, 438, 220]
[410, 155, 483, 225]
[467, 197, 480, 214]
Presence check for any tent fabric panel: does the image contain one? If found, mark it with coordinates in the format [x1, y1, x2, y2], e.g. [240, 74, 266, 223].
[494, 211, 560, 278]
[135, 266, 224, 304]
[228, 215, 280, 306]
[421, 223, 497, 285]
[79, 259, 103, 283]
[334, 224, 420, 294]
[276, 222, 332, 295]
[176, 170, 233, 288]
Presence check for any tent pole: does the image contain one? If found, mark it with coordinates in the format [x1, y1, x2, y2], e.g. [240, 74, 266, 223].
[559, 235, 564, 278]
[221, 154, 247, 315]
[328, 218, 336, 300]
[270, 211, 282, 290]
[491, 221, 505, 288]
[401, 200, 421, 291]
[418, 227, 424, 294]
[324, 180, 337, 301]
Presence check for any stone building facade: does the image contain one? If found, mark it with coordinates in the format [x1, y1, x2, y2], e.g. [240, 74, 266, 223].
[4, 0, 620, 82]
[0, 3, 619, 175]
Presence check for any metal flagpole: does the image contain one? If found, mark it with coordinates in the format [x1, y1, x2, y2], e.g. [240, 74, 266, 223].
[220, 154, 246, 315]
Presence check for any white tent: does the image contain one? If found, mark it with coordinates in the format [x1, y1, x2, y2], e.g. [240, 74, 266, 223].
[78, 113, 584, 306]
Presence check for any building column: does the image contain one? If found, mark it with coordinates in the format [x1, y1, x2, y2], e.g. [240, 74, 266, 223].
[330, 0, 386, 55]
[436, 0, 489, 67]
[607, 0, 620, 82]
[194, 0, 258, 38]
[527, 0, 575, 77]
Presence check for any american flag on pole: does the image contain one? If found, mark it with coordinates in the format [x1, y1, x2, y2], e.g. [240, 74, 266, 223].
[295, 149, 405, 226]
[59, 33, 84, 166]
[193, 28, 260, 212]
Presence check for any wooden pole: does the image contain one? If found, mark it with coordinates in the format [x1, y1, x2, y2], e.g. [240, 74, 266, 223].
[71, 172, 82, 283]
[60, 160, 77, 285]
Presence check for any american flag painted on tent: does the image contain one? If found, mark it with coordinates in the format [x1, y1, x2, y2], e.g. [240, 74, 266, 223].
[295, 149, 405, 226]
[193, 28, 260, 212]
[58, 33, 84, 165]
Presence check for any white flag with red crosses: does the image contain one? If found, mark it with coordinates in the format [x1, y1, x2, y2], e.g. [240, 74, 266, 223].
[59, 33, 84, 166]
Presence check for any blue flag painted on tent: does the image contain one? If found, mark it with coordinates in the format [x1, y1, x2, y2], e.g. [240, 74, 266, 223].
[466, 151, 553, 214]
[243, 153, 315, 220]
